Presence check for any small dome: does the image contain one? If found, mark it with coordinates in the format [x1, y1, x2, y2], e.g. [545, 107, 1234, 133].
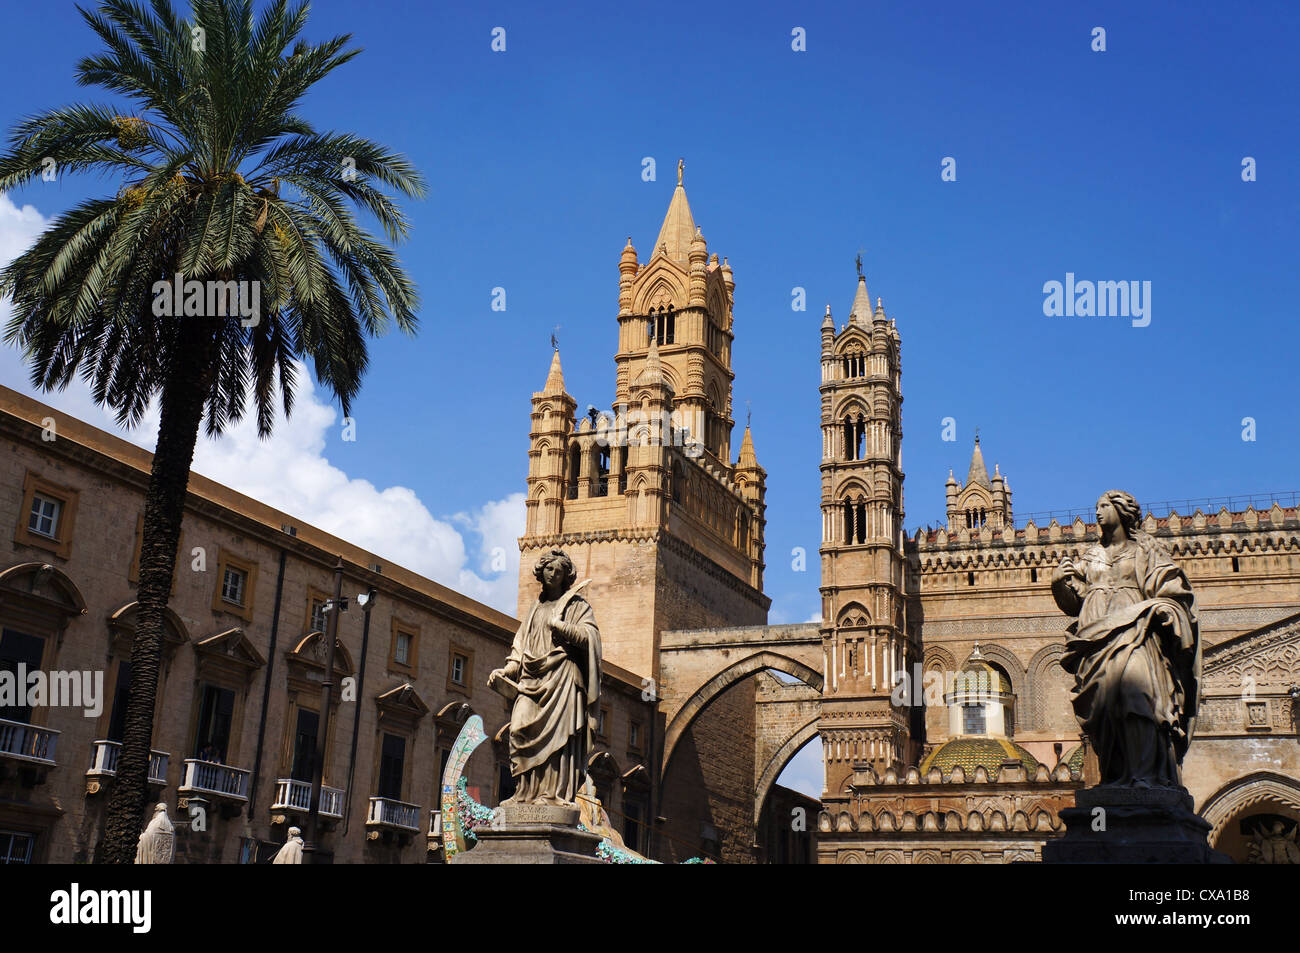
[951, 659, 1012, 697]
[920, 737, 1038, 779]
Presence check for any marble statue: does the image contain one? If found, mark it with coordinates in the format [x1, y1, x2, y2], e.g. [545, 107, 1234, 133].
[272, 826, 304, 864]
[489, 549, 601, 806]
[134, 803, 174, 864]
[1052, 490, 1201, 788]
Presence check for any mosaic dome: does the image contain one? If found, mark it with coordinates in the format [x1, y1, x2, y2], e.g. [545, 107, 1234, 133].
[920, 736, 1038, 779]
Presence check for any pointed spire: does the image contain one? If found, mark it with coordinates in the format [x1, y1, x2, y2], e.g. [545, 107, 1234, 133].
[967, 435, 991, 489]
[543, 349, 567, 394]
[654, 164, 697, 265]
[849, 274, 871, 324]
[737, 425, 758, 469]
[633, 336, 669, 389]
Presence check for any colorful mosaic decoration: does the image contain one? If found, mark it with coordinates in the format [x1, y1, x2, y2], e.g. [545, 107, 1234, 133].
[440, 715, 486, 858]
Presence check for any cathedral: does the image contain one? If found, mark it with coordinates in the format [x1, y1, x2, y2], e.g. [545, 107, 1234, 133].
[517, 168, 1300, 863]
[1, 170, 1297, 865]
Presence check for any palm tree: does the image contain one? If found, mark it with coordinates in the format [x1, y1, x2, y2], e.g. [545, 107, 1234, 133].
[0, 0, 427, 862]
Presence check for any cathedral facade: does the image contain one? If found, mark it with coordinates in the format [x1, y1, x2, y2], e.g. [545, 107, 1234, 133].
[532, 172, 1300, 864]
[1, 172, 1297, 865]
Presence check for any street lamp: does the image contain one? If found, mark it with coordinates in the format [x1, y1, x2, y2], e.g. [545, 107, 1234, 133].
[303, 557, 346, 864]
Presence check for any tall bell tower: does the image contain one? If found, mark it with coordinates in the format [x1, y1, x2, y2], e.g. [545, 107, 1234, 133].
[518, 164, 769, 681]
[817, 265, 915, 796]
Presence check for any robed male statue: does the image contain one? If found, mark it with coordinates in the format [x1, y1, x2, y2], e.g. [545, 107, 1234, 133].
[1052, 490, 1201, 788]
[489, 549, 602, 805]
[134, 803, 175, 864]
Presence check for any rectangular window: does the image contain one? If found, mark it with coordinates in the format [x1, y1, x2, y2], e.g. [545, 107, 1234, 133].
[290, 708, 319, 782]
[221, 567, 247, 606]
[0, 629, 45, 724]
[390, 620, 419, 674]
[27, 494, 60, 538]
[597, 707, 608, 739]
[310, 598, 328, 633]
[106, 661, 133, 743]
[629, 720, 642, 751]
[194, 684, 235, 761]
[0, 831, 35, 864]
[450, 653, 466, 685]
[962, 704, 985, 736]
[16, 472, 79, 558]
[377, 733, 406, 800]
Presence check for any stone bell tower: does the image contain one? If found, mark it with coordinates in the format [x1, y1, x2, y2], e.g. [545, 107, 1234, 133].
[518, 164, 769, 682]
[817, 265, 916, 796]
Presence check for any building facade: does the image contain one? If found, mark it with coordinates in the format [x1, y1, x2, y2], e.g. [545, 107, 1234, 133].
[0, 386, 657, 864]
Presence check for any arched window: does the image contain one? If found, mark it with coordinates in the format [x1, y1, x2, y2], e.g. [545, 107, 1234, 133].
[651, 307, 676, 346]
[842, 413, 866, 461]
[596, 445, 610, 497]
[566, 444, 580, 499]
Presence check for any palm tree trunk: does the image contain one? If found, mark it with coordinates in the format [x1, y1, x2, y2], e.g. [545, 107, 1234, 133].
[98, 320, 220, 863]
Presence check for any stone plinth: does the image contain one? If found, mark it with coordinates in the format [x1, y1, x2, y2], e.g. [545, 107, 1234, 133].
[1042, 785, 1231, 864]
[448, 803, 604, 865]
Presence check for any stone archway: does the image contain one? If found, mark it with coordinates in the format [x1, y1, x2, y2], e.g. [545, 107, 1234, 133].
[753, 712, 821, 828]
[662, 649, 824, 774]
[1200, 771, 1300, 862]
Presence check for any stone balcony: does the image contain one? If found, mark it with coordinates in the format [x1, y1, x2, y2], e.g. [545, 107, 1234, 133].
[270, 778, 345, 824]
[0, 717, 58, 766]
[85, 740, 168, 795]
[367, 796, 421, 841]
[177, 757, 250, 808]
[368, 796, 420, 830]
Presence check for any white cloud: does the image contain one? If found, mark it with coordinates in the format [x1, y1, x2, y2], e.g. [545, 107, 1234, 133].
[0, 193, 523, 616]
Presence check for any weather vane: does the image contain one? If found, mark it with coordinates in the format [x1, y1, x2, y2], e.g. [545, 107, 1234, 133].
[551, 324, 561, 351]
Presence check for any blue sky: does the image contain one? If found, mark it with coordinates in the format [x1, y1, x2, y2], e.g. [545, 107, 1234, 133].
[2, 1, 1297, 798]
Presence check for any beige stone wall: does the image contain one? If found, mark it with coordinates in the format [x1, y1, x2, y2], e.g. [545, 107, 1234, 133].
[909, 515, 1300, 767]
[658, 675, 756, 864]
[0, 388, 655, 864]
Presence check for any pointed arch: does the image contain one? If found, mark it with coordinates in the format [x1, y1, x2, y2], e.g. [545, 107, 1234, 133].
[663, 650, 823, 773]
[631, 264, 687, 314]
[754, 713, 821, 827]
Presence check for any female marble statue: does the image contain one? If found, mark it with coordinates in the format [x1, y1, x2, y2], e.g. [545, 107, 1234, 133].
[489, 550, 602, 805]
[1052, 490, 1201, 788]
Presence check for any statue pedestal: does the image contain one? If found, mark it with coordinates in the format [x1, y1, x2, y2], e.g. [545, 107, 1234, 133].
[449, 803, 604, 865]
[1042, 785, 1231, 864]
